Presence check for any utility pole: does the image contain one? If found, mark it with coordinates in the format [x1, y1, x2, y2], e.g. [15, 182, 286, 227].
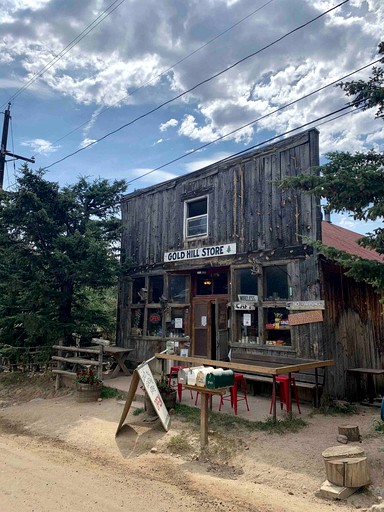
[0, 103, 35, 190]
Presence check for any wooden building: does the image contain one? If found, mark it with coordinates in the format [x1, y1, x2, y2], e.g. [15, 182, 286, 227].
[117, 128, 384, 399]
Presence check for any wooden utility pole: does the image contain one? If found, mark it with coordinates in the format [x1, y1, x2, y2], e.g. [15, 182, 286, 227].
[0, 103, 35, 190]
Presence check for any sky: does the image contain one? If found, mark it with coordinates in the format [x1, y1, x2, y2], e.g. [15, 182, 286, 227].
[0, 0, 383, 235]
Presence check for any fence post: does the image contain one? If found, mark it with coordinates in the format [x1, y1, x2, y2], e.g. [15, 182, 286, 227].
[55, 339, 63, 391]
[98, 344, 103, 382]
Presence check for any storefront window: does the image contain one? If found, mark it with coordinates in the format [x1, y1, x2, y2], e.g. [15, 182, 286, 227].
[195, 272, 228, 295]
[149, 275, 163, 303]
[131, 307, 144, 336]
[264, 265, 289, 300]
[132, 277, 146, 304]
[169, 275, 189, 303]
[235, 268, 258, 297]
[166, 307, 189, 338]
[146, 309, 163, 337]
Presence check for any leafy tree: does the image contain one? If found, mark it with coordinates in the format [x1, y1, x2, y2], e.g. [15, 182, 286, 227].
[0, 166, 127, 347]
[281, 42, 384, 291]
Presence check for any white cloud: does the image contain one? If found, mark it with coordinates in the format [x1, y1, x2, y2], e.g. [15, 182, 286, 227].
[154, 138, 163, 144]
[159, 118, 178, 132]
[79, 138, 97, 149]
[21, 138, 59, 155]
[128, 168, 178, 188]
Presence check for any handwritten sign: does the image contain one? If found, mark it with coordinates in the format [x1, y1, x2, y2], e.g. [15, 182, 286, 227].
[287, 301, 325, 310]
[137, 363, 170, 431]
[288, 310, 323, 326]
[234, 302, 255, 311]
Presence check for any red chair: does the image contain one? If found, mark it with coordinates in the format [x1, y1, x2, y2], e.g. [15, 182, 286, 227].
[219, 373, 250, 415]
[167, 366, 193, 402]
[270, 375, 301, 414]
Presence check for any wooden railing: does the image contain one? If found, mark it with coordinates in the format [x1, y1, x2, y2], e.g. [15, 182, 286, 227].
[52, 343, 103, 390]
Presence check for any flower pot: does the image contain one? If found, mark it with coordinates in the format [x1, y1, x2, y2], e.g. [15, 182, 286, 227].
[75, 382, 102, 403]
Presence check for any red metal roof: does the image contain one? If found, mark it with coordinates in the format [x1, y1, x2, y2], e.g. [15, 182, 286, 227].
[321, 221, 384, 262]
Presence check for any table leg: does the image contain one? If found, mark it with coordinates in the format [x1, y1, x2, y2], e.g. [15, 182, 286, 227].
[200, 393, 209, 448]
[272, 376, 277, 423]
[287, 373, 292, 420]
[110, 354, 131, 378]
[367, 373, 375, 403]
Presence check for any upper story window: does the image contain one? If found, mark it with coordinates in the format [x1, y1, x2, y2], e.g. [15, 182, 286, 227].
[184, 196, 208, 239]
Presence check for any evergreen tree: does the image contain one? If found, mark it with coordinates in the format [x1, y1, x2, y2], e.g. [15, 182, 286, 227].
[281, 42, 384, 290]
[0, 166, 127, 347]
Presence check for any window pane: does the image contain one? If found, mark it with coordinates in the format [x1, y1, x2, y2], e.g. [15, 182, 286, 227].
[196, 274, 212, 295]
[146, 309, 163, 337]
[187, 216, 207, 237]
[238, 269, 258, 295]
[131, 308, 143, 336]
[264, 266, 288, 300]
[132, 277, 146, 303]
[169, 275, 188, 303]
[188, 198, 207, 217]
[149, 275, 163, 303]
[212, 272, 228, 294]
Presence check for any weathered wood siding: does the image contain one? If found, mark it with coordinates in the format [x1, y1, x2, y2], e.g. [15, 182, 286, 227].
[121, 130, 320, 269]
[321, 260, 384, 398]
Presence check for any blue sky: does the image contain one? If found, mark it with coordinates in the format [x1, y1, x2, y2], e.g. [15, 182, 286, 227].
[1, 0, 383, 235]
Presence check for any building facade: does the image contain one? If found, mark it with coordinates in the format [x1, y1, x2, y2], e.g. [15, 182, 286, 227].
[117, 129, 326, 369]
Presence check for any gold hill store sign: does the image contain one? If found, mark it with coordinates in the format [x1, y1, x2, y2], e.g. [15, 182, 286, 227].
[164, 243, 236, 262]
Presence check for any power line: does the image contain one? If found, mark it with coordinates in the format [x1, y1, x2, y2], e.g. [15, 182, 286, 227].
[44, 0, 349, 170]
[0, 0, 128, 109]
[126, 102, 360, 186]
[51, 0, 277, 146]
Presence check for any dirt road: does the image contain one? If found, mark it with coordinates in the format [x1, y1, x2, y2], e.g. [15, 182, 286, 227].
[0, 377, 382, 512]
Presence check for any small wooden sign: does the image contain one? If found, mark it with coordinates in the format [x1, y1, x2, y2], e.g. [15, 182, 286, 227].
[288, 310, 323, 326]
[287, 300, 325, 310]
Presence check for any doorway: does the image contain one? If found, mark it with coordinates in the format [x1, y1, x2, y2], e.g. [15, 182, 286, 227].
[192, 297, 228, 360]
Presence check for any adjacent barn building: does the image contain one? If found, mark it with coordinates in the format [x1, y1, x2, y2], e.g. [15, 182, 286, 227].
[117, 128, 384, 400]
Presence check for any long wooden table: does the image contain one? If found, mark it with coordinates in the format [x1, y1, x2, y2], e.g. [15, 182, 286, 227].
[347, 368, 384, 404]
[156, 353, 334, 422]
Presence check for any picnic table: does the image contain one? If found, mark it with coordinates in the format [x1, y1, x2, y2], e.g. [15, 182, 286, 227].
[103, 346, 135, 378]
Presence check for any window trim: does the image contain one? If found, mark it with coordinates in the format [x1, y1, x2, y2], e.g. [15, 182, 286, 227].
[184, 195, 208, 240]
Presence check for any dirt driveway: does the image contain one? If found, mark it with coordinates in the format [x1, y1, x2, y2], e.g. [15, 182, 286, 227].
[0, 374, 383, 512]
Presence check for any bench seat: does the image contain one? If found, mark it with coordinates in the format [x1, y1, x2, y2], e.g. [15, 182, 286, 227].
[230, 350, 325, 406]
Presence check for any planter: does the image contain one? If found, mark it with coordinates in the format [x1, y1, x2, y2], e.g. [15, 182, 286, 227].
[145, 389, 177, 416]
[75, 382, 102, 403]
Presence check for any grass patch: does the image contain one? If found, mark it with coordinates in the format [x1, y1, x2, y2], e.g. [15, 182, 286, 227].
[100, 386, 125, 400]
[174, 403, 307, 434]
[167, 432, 192, 454]
[374, 421, 384, 433]
[133, 407, 144, 416]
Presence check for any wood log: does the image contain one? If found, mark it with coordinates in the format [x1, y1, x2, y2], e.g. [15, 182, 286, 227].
[338, 425, 360, 442]
[324, 457, 370, 488]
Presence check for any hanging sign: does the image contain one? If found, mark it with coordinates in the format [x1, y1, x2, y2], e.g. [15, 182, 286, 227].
[288, 310, 323, 326]
[287, 301, 325, 310]
[164, 243, 236, 262]
[238, 294, 258, 302]
[234, 302, 255, 311]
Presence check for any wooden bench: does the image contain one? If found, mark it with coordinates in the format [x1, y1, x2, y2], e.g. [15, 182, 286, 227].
[231, 351, 326, 407]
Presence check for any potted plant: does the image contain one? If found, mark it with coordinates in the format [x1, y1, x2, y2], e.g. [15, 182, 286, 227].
[144, 373, 177, 415]
[74, 368, 102, 402]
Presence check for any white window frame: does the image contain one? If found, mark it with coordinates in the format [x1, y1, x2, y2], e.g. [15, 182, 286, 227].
[184, 195, 208, 240]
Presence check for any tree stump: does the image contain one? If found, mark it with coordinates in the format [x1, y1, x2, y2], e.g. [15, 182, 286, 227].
[324, 457, 370, 488]
[322, 445, 365, 461]
[338, 425, 360, 442]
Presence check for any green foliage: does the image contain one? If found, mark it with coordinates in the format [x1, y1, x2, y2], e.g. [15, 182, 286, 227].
[100, 386, 124, 399]
[374, 420, 384, 433]
[280, 43, 384, 291]
[0, 166, 127, 347]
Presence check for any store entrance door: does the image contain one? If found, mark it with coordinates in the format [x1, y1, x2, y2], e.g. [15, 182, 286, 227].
[192, 298, 228, 360]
